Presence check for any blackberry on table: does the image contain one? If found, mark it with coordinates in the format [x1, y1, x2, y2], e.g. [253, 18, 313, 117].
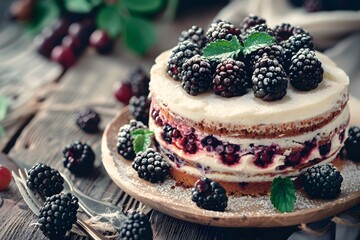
[39, 193, 78, 239]
[132, 148, 170, 183]
[212, 58, 249, 98]
[249, 44, 284, 67]
[191, 177, 228, 211]
[62, 141, 95, 176]
[289, 48, 323, 91]
[179, 25, 207, 48]
[117, 120, 146, 160]
[129, 96, 151, 125]
[181, 55, 212, 96]
[274, 23, 308, 42]
[26, 163, 64, 197]
[344, 126, 360, 162]
[252, 57, 288, 101]
[206, 19, 241, 42]
[302, 164, 343, 199]
[75, 108, 101, 133]
[167, 40, 201, 81]
[129, 67, 150, 97]
[241, 14, 266, 32]
[119, 211, 152, 240]
[281, 33, 314, 68]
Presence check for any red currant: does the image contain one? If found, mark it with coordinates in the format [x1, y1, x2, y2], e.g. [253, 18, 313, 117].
[90, 30, 114, 55]
[0, 166, 12, 191]
[114, 82, 133, 105]
[51, 45, 75, 69]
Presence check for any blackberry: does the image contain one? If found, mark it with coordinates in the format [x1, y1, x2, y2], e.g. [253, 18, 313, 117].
[181, 55, 212, 96]
[344, 126, 360, 162]
[212, 58, 249, 98]
[132, 148, 170, 183]
[179, 25, 207, 48]
[117, 120, 146, 160]
[161, 124, 181, 144]
[289, 48, 323, 91]
[274, 23, 308, 42]
[129, 96, 151, 125]
[75, 108, 101, 133]
[302, 164, 343, 199]
[281, 33, 314, 68]
[182, 133, 198, 154]
[129, 67, 150, 97]
[191, 177, 228, 211]
[26, 163, 64, 197]
[252, 57, 288, 101]
[241, 14, 266, 32]
[201, 135, 221, 152]
[62, 141, 95, 176]
[249, 44, 284, 67]
[206, 19, 241, 42]
[167, 41, 201, 81]
[150, 108, 163, 126]
[216, 143, 240, 166]
[119, 211, 152, 240]
[39, 193, 78, 239]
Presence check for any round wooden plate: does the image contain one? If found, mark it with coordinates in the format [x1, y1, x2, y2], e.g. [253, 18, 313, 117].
[101, 108, 360, 227]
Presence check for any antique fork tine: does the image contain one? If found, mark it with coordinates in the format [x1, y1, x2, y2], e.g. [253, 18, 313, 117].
[14, 169, 107, 240]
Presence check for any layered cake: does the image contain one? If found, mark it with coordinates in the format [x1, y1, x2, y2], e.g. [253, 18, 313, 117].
[148, 19, 350, 195]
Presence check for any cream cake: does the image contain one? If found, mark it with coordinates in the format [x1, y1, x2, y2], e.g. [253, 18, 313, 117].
[148, 50, 349, 195]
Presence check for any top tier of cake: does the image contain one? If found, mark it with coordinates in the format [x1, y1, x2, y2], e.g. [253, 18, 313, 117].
[150, 50, 349, 127]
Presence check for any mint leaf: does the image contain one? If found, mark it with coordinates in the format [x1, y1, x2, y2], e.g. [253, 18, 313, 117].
[270, 177, 296, 213]
[203, 36, 242, 60]
[122, 0, 163, 13]
[131, 129, 154, 137]
[96, 5, 123, 38]
[64, 0, 102, 13]
[131, 129, 154, 153]
[124, 17, 156, 54]
[243, 32, 275, 55]
[0, 95, 9, 121]
[25, 0, 59, 35]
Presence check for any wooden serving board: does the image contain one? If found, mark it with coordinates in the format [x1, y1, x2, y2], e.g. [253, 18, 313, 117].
[101, 108, 360, 227]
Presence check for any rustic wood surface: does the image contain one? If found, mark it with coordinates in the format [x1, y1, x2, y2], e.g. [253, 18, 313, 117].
[0, 1, 359, 239]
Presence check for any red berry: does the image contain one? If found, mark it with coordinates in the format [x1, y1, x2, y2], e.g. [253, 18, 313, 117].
[62, 35, 82, 55]
[34, 35, 56, 58]
[115, 83, 133, 105]
[90, 30, 114, 55]
[51, 46, 75, 69]
[0, 166, 12, 191]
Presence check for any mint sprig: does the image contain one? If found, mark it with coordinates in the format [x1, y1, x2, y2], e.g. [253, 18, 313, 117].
[203, 32, 276, 60]
[270, 177, 296, 213]
[131, 129, 154, 154]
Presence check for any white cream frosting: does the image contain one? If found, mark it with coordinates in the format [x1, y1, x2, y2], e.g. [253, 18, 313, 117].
[150, 50, 349, 125]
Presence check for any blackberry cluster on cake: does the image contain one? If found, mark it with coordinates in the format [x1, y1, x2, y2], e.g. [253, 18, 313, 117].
[117, 120, 146, 160]
[166, 14, 324, 101]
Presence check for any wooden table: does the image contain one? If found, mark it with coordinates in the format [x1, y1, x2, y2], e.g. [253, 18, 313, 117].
[0, 2, 357, 239]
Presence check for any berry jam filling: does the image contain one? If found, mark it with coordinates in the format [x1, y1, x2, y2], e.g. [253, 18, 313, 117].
[151, 108, 163, 126]
[166, 153, 185, 168]
[339, 130, 345, 143]
[217, 144, 240, 166]
[254, 144, 279, 168]
[285, 139, 317, 166]
[319, 142, 331, 157]
[196, 163, 210, 174]
[201, 135, 221, 152]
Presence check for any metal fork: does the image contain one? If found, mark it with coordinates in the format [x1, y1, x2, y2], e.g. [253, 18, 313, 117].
[12, 169, 107, 240]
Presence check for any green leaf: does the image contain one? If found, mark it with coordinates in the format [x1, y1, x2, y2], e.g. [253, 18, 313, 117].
[25, 0, 59, 35]
[122, 0, 163, 13]
[131, 129, 153, 154]
[0, 95, 9, 121]
[131, 129, 154, 137]
[124, 17, 157, 54]
[96, 5, 122, 38]
[270, 177, 296, 213]
[64, 0, 102, 13]
[203, 36, 242, 60]
[242, 32, 276, 55]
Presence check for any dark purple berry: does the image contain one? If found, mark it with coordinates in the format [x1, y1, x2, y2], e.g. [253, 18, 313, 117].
[62, 141, 95, 176]
[90, 30, 114, 55]
[75, 108, 101, 133]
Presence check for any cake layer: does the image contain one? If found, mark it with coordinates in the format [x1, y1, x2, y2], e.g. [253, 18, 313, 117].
[149, 103, 349, 182]
[150, 50, 349, 129]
